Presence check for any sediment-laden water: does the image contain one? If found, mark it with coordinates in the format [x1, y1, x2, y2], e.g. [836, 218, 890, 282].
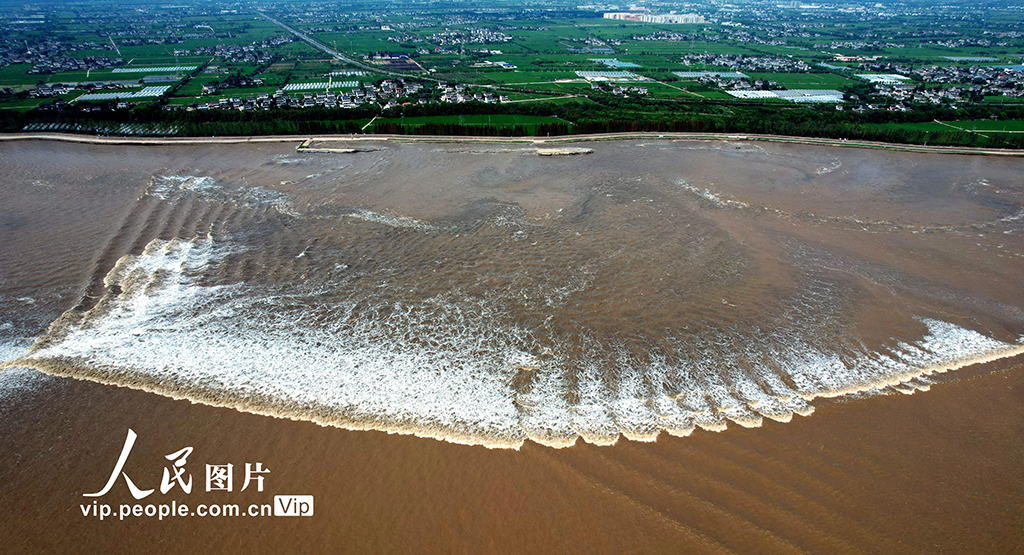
[2, 138, 1023, 448]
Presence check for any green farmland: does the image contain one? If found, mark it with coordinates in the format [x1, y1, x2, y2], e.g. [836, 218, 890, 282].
[1, 0, 1023, 149]
[863, 120, 1024, 133]
[745, 73, 857, 89]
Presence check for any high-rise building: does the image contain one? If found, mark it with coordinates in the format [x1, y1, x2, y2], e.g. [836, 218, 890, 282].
[603, 12, 706, 24]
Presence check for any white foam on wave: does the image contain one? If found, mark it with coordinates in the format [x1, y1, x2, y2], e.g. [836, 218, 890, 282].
[815, 157, 842, 175]
[677, 180, 750, 210]
[0, 333, 58, 402]
[273, 155, 314, 165]
[345, 208, 451, 231]
[0, 331, 28, 365]
[147, 175, 295, 214]
[8, 236, 1024, 449]
[0, 366, 59, 403]
[148, 175, 219, 199]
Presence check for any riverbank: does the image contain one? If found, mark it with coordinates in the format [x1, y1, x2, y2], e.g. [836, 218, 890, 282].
[3, 130, 1024, 156]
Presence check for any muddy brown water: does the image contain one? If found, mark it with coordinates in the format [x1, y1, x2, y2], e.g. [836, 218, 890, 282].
[1, 138, 1023, 553]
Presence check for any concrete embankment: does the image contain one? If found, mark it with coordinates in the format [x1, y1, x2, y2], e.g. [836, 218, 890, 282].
[2, 131, 1023, 156]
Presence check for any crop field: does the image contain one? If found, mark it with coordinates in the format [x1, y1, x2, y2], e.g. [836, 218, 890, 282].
[887, 46, 1024, 61]
[509, 32, 577, 54]
[0, 65, 35, 88]
[683, 89, 735, 100]
[746, 73, 858, 89]
[473, 54, 601, 68]
[983, 96, 1024, 104]
[0, 97, 50, 110]
[308, 31, 413, 57]
[864, 120, 1024, 133]
[483, 70, 586, 84]
[500, 81, 592, 94]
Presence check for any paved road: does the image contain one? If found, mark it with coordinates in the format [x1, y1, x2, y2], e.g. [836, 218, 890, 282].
[258, 11, 432, 83]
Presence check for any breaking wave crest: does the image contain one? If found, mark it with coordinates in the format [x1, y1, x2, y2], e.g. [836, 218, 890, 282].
[10, 234, 1023, 449]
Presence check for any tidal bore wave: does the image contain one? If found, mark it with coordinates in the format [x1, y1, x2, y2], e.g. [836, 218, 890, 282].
[9, 233, 1022, 448]
[4, 139, 1024, 448]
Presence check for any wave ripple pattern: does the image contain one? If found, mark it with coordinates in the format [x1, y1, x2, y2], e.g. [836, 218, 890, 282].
[7, 140, 1024, 448]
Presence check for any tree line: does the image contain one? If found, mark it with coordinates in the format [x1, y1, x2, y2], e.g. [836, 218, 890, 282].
[5, 94, 1024, 149]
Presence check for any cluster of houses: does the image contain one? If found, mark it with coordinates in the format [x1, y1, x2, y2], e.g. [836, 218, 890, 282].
[469, 59, 516, 69]
[188, 78, 431, 111]
[112, 36, 184, 46]
[428, 28, 512, 47]
[566, 36, 615, 49]
[0, 39, 122, 75]
[631, 31, 706, 42]
[926, 38, 994, 49]
[869, 83, 962, 105]
[2, 27, 287, 79]
[704, 76, 779, 92]
[680, 53, 811, 73]
[608, 85, 648, 96]
[912, 64, 1024, 91]
[437, 82, 509, 104]
[25, 55, 123, 75]
[184, 36, 292, 65]
[873, 80, 1022, 105]
[719, 28, 788, 47]
[34, 99, 108, 113]
[28, 83, 77, 97]
[814, 40, 906, 50]
[386, 32, 426, 46]
[860, 62, 1024, 102]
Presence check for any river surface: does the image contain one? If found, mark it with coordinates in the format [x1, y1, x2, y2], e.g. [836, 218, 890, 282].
[1, 138, 1023, 553]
